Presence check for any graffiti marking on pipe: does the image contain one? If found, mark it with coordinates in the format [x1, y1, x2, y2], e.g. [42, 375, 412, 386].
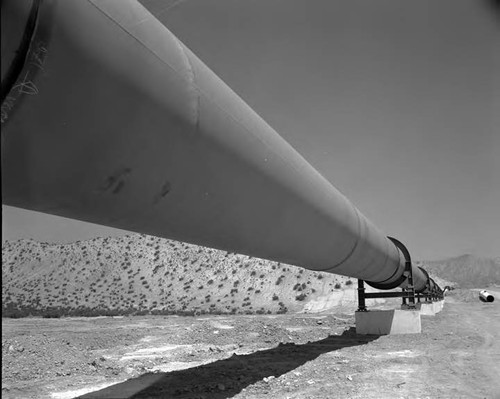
[1, 96, 17, 124]
[29, 42, 49, 71]
[13, 72, 39, 95]
[1, 42, 47, 124]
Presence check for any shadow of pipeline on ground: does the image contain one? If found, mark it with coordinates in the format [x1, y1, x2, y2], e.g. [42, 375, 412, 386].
[79, 327, 379, 399]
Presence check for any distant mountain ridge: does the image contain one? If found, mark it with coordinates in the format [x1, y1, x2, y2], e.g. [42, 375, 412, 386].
[417, 254, 500, 288]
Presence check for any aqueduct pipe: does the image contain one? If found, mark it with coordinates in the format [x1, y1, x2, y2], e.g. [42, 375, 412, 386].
[1, 0, 440, 295]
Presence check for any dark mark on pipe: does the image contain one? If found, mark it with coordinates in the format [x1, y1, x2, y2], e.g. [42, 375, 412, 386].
[112, 180, 125, 194]
[99, 168, 131, 194]
[154, 180, 172, 204]
[160, 181, 171, 197]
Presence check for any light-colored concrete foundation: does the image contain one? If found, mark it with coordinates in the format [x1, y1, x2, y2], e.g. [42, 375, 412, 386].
[79, 373, 165, 398]
[417, 300, 444, 316]
[355, 309, 421, 335]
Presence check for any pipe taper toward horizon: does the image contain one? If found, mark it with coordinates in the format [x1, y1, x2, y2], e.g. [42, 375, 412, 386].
[1, 0, 440, 294]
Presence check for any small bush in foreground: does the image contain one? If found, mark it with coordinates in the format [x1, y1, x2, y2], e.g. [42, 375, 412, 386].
[295, 293, 307, 301]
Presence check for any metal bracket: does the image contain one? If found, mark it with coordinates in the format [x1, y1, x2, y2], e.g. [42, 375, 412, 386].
[357, 236, 417, 311]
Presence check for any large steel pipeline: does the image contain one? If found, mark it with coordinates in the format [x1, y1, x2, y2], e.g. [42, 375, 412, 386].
[1, 0, 440, 295]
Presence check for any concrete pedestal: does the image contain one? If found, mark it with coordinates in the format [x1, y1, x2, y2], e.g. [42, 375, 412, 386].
[417, 300, 444, 316]
[355, 309, 421, 335]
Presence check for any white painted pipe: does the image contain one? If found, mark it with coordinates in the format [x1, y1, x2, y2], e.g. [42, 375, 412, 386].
[479, 290, 494, 303]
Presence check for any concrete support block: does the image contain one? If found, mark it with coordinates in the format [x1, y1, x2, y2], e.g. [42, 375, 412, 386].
[418, 300, 445, 316]
[80, 373, 165, 398]
[355, 309, 421, 335]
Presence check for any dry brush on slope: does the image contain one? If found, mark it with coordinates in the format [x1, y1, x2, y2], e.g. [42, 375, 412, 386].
[2, 234, 355, 318]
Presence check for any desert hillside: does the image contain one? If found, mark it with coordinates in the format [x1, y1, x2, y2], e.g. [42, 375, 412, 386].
[3, 234, 490, 318]
[417, 255, 500, 288]
[2, 234, 357, 317]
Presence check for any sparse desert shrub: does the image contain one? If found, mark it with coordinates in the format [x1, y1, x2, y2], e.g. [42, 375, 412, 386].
[272, 294, 279, 301]
[334, 283, 342, 289]
[153, 265, 162, 274]
[277, 302, 288, 314]
[295, 293, 307, 301]
[345, 279, 353, 286]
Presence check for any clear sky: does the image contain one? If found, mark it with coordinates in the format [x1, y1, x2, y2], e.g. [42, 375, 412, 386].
[2, 0, 499, 260]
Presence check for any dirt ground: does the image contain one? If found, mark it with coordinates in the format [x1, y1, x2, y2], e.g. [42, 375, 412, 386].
[2, 290, 500, 399]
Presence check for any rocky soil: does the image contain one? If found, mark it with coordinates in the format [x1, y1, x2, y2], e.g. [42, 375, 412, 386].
[2, 289, 499, 399]
[3, 235, 499, 398]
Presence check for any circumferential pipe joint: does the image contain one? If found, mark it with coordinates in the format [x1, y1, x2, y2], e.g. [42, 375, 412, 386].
[364, 237, 442, 296]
